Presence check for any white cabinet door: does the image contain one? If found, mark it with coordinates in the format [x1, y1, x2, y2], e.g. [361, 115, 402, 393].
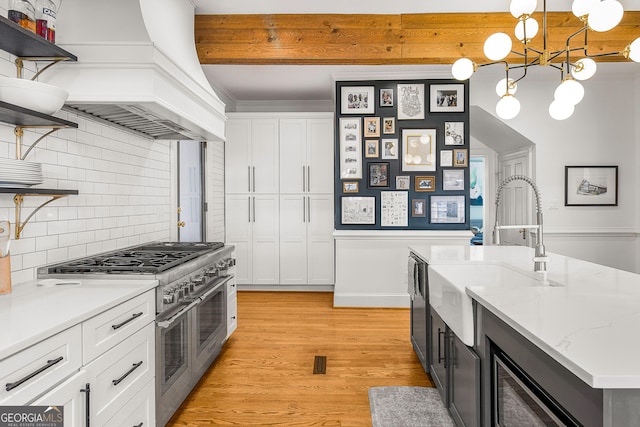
[252, 195, 280, 285]
[32, 369, 89, 427]
[307, 194, 335, 285]
[226, 118, 279, 195]
[307, 118, 334, 194]
[280, 118, 307, 194]
[225, 119, 251, 194]
[225, 195, 252, 284]
[251, 119, 279, 194]
[279, 195, 307, 284]
[279, 195, 334, 285]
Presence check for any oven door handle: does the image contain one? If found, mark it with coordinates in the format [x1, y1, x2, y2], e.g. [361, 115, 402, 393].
[156, 300, 198, 329]
[195, 275, 233, 303]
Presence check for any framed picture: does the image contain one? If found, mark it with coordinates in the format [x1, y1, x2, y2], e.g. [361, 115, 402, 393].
[339, 117, 363, 179]
[440, 150, 453, 167]
[454, 149, 468, 167]
[396, 175, 410, 190]
[443, 169, 465, 191]
[341, 196, 375, 224]
[402, 129, 436, 172]
[397, 83, 425, 120]
[415, 176, 435, 192]
[341, 86, 375, 114]
[381, 191, 408, 227]
[445, 122, 465, 145]
[383, 117, 395, 134]
[365, 139, 379, 158]
[380, 88, 394, 107]
[343, 182, 359, 193]
[381, 139, 398, 160]
[411, 199, 426, 217]
[368, 162, 389, 188]
[364, 117, 381, 137]
[430, 195, 466, 223]
[565, 166, 618, 206]
[430, 84, 465, 113]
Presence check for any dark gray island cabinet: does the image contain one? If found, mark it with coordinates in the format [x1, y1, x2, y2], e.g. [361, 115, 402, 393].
[475, 304, 640, 427]
[429, 307, 481, 427]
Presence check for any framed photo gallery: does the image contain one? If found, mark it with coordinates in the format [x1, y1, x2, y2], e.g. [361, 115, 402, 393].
[335, 79, 469, 230]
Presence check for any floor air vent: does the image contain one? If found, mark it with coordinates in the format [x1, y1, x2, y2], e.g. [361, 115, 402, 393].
[313, 356, 327, 374]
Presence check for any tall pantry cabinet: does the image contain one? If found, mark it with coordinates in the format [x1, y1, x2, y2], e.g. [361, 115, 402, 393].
[225, 113, 335, 289]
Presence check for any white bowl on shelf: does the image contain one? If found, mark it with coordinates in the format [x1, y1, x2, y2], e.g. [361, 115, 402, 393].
[0, 77, 69, 116]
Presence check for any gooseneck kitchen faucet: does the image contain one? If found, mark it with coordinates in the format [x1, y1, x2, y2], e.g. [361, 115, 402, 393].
[493, 175, 548, 273]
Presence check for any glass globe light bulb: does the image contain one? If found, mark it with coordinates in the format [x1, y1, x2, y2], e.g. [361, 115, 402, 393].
[628, 37, 640, 62]
[549, 100, 575, 120]
[496, 95, 521, 120]
[484, 33, 513, 61]
[515, 17, 539, 42]
[495, 78, 518, 97]
[572, 0, 599, 18]
[571, 58, 597, 80]
[588, 0, 624, 32]
[413, 155, 422, 165]
[554, 79, 585, 105]
[510, 0, 537, 18]
[452, 58, 475, 80]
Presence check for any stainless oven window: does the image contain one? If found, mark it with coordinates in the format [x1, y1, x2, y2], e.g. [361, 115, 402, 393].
[159, 313, 189, 392]
[196, 285, 226, 348]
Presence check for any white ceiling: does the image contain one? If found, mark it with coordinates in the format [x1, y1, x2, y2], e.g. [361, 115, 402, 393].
[194, 0, 640, 109]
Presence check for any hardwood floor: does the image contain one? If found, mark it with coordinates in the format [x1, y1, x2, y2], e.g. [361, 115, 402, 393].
[167, 291, 433, 426]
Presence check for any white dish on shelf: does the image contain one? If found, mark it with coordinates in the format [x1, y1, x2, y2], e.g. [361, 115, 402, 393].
[0, 77, 68, 115]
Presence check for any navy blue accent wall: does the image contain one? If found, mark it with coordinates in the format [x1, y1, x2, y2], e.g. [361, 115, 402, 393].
[334, 79, 471, 230]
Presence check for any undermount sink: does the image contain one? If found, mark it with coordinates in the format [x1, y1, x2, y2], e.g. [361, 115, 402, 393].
[428, 263, 557, 347]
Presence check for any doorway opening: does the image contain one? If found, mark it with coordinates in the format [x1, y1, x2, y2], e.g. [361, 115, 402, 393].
[177, 140, 206, 242]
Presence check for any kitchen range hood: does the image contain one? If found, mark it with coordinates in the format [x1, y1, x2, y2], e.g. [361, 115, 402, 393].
[42, 0, 226, 141]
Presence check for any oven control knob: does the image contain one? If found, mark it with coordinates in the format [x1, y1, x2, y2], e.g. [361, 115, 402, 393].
[187, 282, 196, 292]
[193, 276, 206, 286]
[204, 268, 217, 278]
[163, 292, 174, 304]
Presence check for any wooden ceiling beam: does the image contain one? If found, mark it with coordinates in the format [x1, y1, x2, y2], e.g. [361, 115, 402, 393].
[195, 12, 640, 66]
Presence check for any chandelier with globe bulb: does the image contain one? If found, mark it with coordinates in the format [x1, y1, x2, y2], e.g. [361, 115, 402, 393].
[451, 0, 640, 120]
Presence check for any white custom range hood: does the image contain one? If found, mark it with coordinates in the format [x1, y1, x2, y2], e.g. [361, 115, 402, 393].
[42, 0, 225, 141]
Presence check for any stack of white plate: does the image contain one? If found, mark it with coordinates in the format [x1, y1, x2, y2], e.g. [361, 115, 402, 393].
[0, 158, 43, 188]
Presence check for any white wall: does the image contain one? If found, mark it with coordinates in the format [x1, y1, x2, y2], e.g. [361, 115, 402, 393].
[470, 67, 640, 272]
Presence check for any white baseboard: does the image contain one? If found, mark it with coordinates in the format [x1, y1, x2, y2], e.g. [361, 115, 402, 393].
[237, 284, 335, 292]
[333, 292, 410, 308]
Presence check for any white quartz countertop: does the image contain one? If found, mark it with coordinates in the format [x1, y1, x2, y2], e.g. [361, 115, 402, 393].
[409, 244, 640, 389]
[0, 278, 157, 360]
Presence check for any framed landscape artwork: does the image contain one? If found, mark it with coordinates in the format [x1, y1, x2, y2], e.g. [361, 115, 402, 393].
[565, 166, 618, 206]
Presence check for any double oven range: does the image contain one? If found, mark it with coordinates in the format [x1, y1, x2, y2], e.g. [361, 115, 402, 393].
[37, 241, 235, 427]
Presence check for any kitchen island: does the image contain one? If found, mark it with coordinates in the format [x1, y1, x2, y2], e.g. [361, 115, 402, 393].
[409, 244, 640, 427]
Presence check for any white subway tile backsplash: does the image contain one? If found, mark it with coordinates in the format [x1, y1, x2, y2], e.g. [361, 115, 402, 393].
[35, 235, 59, 252]
[23, 252, 47, 269]
[47, 247, 70, 264]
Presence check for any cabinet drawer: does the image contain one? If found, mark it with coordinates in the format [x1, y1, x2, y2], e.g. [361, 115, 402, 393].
[32, 369, 89, 427]
[0, 325, 82, 405]
[82, 290, 155, 363]
[87, 322, 155, 426]
[103, 377, 155, 427]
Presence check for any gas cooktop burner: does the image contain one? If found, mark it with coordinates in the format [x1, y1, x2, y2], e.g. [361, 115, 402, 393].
[43, 241, 224, 274]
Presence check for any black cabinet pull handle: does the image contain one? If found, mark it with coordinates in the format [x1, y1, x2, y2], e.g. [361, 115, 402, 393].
[6, 356, 63, 391]
[112, 361, 143, 386]
[80, 383, 91, 427]
[133, 423, 143, 427]
[437, 329, 445, 363]
[112, 312, 143, 330]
